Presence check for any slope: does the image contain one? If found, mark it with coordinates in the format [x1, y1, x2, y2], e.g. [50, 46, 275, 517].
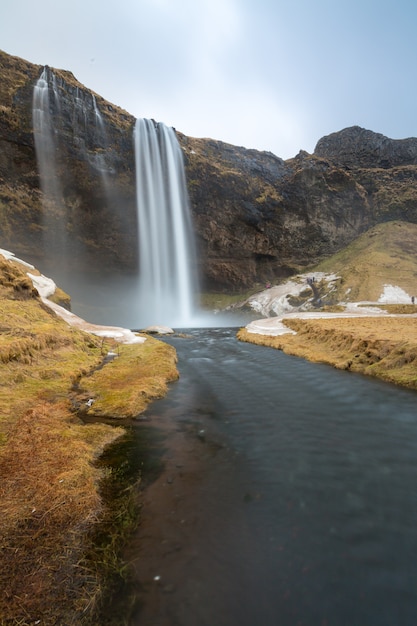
[313, 220, 417, 303]
[0, 253, 178, 624]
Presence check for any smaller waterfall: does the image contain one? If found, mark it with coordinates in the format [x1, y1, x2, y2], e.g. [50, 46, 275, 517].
[32, 67, 66, 254]
[92, 95, 105, 133]
[134, 119, 197, 327]
[32, 67, 62, 205]
[90, 95, 114, 194]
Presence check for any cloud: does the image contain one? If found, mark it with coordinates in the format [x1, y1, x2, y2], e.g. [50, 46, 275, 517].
[2, 0, 417, 159]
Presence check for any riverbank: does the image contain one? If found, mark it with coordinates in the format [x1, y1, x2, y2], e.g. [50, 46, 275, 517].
[238, 311, 417, 390]
[0, 254, 178, 624]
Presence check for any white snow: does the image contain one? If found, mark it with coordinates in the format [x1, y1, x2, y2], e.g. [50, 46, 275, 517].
[378, 284, 412, 304]
[0, 248, 35, 269]
[27, 272, 57, 299]
[245, 317, 297, 336]
[245, 307, 390, 336]
[247, 272, 340, 317]
[43, 298, 146, 344]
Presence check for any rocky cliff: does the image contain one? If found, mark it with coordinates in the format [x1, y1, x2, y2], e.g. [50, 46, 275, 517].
[1, 49, 417, 292]
[315, 125, 417, 169]
[0, 51, 137, 274]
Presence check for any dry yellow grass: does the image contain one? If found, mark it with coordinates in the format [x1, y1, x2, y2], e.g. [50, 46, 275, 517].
[0, 257, 179, 624]
[82, 336, 178, 419]
[238, 316, 417, 389]
[0, 402, 123, 625]
[313, 221, 417, 302]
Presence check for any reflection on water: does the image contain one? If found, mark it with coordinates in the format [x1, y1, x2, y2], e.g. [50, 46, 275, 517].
[121, 328, 417, 625]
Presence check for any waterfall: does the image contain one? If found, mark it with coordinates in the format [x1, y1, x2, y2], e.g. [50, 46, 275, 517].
[32, 68, 117, 264]
[32, 67, 68, 262]
[91, 94, 113, 196]
[134, 118, 197, 327]
[92, 95, 105, 134]
[33, 69, 199, 328]
[32, 67, 62, 213]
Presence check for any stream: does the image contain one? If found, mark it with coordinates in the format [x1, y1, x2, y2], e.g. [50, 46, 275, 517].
[110, 327, 417, 626]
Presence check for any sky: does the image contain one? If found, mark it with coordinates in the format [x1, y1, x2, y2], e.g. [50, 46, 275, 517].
[2, 0, 417, 159]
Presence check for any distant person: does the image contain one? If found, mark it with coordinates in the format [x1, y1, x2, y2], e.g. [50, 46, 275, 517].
[412, 296, 415, 304]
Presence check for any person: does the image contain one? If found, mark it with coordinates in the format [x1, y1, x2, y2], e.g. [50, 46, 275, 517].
[412, 296, 415, 304]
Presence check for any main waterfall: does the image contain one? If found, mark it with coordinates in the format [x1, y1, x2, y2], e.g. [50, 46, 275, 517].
[32, 68, 200, 328]
[134, 119, 198, 327]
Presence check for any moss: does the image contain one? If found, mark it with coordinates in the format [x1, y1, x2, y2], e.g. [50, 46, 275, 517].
[200, 289, 259, 309]
[0, 256, 179, 623]
[83, 337, 179, 418]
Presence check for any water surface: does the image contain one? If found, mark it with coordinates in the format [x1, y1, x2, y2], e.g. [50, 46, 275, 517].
[123, 328, 417, 626]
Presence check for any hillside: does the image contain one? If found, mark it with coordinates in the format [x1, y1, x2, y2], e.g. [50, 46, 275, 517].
[313, 220, 417, 303]
[237, 221, 417, 318]
[0, 252, 178, 624]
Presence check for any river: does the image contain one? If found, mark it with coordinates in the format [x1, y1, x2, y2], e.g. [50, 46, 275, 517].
[112, 327, 417, 626]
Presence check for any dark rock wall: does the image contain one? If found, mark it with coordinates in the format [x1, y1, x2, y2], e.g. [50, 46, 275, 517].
[315, 125, 417, 169]
[1, 50, 417, 291]
[0, 51, 138, 273]
[180, 137, 371, 289]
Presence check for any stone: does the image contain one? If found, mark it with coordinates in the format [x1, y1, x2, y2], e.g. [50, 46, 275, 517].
[143, 325, 175, 335]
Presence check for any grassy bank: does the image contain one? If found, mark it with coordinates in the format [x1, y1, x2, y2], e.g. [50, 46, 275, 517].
[0, 258, 178, 624]
[238, 316, 417, 390]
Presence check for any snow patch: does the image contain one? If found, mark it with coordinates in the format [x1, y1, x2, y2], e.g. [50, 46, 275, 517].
[378, 284, 411, 304]
[44, 298, 146, 344]
[0, 248, 35, 269]
[247, 272, 340, 317]
[27, 272, 57, 298]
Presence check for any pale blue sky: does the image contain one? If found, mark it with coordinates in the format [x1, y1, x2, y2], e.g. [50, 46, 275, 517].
[2, 0, 416, 158]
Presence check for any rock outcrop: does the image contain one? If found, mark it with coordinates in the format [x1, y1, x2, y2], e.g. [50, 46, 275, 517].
[314, 125, 417, 169]
[1, 50, 417, 291]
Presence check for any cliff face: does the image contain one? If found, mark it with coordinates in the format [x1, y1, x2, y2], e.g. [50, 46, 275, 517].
[180, 136, 370, 288]
[0, 51, 137, 273]
[1, 50, 417, 291]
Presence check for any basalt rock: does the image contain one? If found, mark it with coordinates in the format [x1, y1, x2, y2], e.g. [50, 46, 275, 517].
[1, 50, 417, 291]
[179, 136, 371, 289]
[314, 125, 417, 169]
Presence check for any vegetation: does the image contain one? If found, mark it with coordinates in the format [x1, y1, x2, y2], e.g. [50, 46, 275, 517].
[81, 337, 178, 419]
[238, 221, 417, 388]
[313, 221, 417, 302]
[199, 288, 260, 310]
[238, 316, 417, 389]
[0, 256, 178, 624]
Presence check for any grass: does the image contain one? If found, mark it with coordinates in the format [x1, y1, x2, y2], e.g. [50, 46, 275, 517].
[238, 316, 417, 389]
[80, 336, 178, 419]
[313, 221, 417, 302]
[199, 288, 260, 310]
[0, 256, 179, 624]
[0, 402, 123, 625]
